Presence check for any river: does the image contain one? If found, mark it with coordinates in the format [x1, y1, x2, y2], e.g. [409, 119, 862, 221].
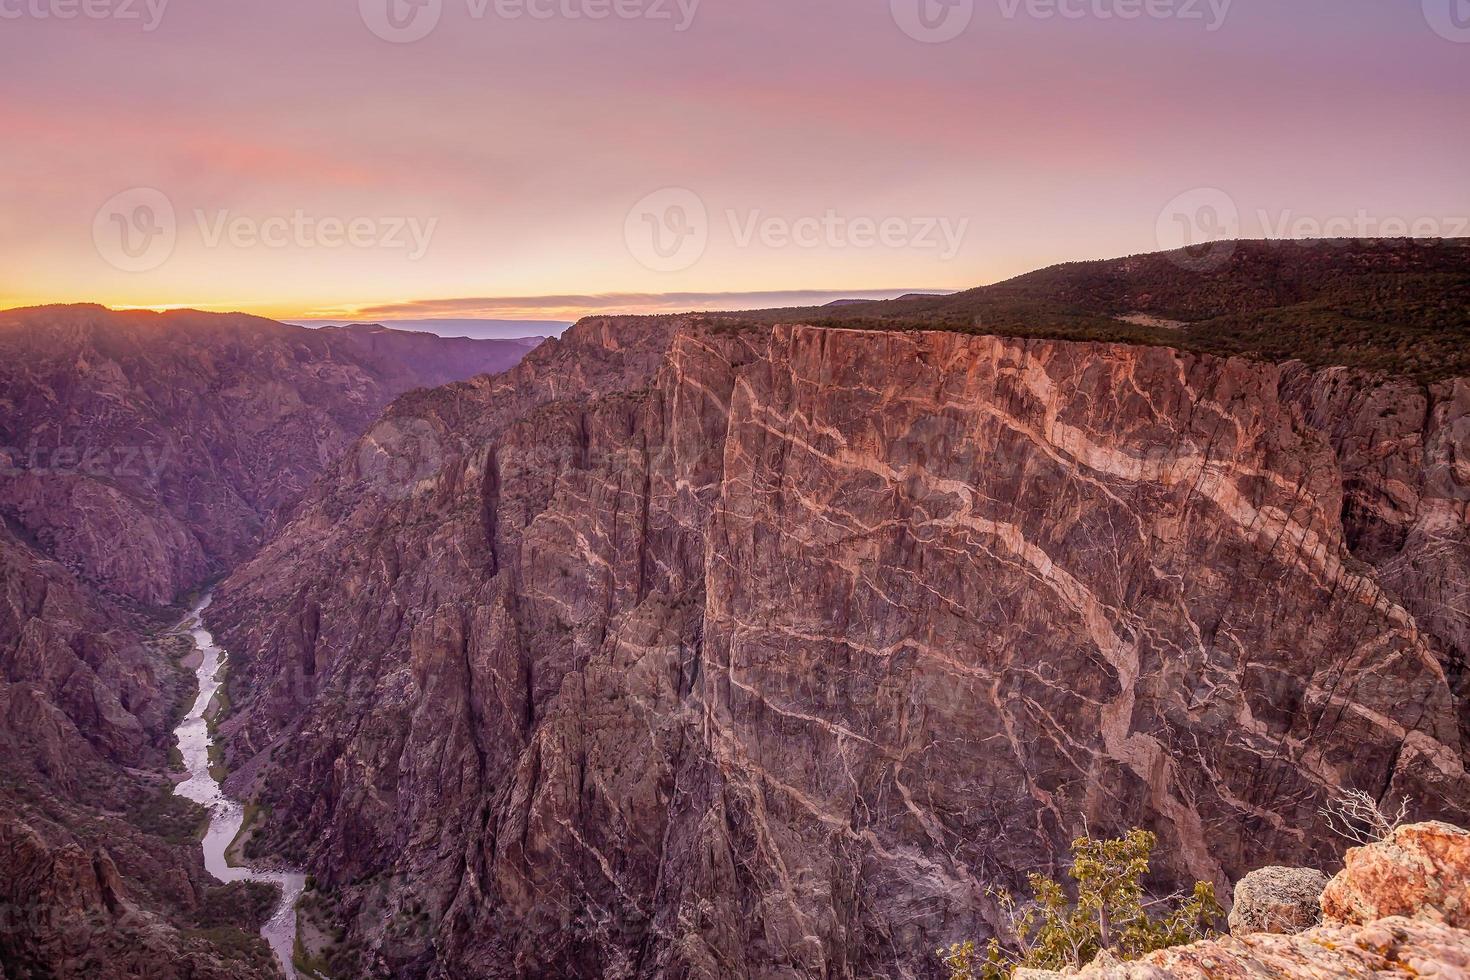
[173, 596, 307, 978]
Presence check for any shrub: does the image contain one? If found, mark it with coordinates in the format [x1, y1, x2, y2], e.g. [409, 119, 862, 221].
[939, 829, 1223, 979]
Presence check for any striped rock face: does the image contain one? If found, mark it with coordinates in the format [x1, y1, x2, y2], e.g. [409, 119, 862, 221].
[207, 317, 1470, 979]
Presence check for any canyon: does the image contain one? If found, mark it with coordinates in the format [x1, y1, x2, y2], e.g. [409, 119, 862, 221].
[3, 242, 1469, 978]
[0, 306, 535, 604]
[0, 306, 536, 977]
[207, 248, 1469, 977]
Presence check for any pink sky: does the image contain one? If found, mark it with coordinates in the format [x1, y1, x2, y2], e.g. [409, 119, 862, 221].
[1, 0, 1466, 320]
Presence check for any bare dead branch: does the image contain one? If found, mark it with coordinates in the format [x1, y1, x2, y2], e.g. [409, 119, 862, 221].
[1320, 788, 1410, 845]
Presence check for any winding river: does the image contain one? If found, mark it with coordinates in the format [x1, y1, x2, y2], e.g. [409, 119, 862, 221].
[173, 596, 306, 978]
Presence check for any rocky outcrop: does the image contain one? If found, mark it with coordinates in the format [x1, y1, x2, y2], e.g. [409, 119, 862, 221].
[1034, 822, 1470, 978]
[0, 809, 279, 980]
[1047, 915, 1470, 978]
[1227, 867, 1328, 936]
[0, 523, 170, 791]
[1321, 822, 1470, 929]
[207, 315, 1470, 978]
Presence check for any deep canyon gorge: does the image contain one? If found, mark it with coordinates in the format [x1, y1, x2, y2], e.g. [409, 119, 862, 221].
[3, 241, 1469, 978]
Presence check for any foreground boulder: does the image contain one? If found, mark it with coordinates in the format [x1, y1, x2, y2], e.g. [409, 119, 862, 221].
[1041, 823, 1470, 977]
[1062, 916, 1469, 978]
[1228, 867, 1329, 936]
[1322, 821, 1470, 929]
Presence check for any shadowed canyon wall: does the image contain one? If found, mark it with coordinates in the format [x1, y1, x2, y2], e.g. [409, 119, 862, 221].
[0, 305, 534, 977]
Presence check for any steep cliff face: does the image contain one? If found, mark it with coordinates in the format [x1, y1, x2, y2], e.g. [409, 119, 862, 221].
[0, 305, 536, 978]
[209, 317, 1470, 978]
[0, 523, 165, 791]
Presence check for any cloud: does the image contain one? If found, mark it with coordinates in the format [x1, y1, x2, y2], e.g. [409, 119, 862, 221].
[338, 289, 948, 321]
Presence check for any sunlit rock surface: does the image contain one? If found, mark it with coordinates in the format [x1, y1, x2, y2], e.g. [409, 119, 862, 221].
[1060, 822, 1470, 978]
[1322, 822, 1470, 929]
[209, 316, 1470, 978]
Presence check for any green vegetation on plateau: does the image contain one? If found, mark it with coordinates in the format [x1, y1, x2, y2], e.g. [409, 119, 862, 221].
[738, 239, 1470, 383]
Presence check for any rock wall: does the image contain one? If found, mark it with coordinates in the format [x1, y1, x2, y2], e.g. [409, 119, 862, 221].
[209, 317, 1470, 978]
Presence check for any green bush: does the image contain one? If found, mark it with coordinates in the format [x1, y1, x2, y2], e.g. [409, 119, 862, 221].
[127, 788, 208, 845]
[939, 829, 1223, 979]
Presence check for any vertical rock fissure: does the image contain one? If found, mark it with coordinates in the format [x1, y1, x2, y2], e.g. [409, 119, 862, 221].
[482, 446, 502, 579]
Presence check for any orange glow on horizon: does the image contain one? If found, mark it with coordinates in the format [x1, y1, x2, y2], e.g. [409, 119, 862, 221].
[3, 3, 1465, 329]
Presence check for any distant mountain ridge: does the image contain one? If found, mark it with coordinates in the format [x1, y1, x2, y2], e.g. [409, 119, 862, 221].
[325, 323, 547, 348]
[295, 316, 571, 341]
[0, 304, 533, 603]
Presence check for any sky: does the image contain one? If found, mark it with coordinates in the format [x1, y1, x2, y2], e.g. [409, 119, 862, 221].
[1, 0, 1467, 322]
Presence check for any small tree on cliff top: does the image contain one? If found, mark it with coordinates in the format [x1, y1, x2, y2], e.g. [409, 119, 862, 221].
[938, 829, 1223, 979]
